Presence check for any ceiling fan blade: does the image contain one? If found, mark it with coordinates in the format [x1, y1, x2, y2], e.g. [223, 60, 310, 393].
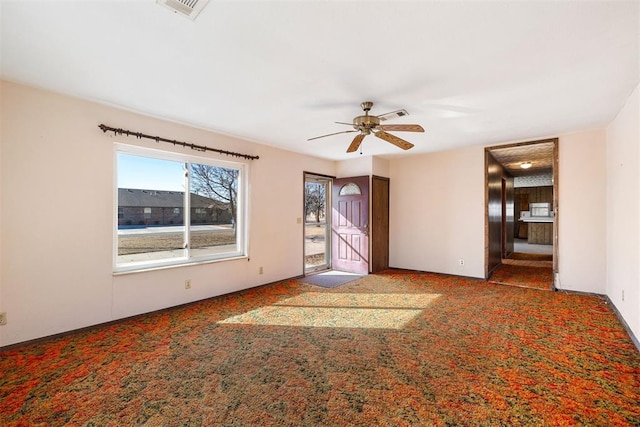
[378, 124, 425, 132]
[308, 129, 358, 141]
[335, 121, 354, 126]
[374, 131, 414, 150]
[346, 134, 365, 153]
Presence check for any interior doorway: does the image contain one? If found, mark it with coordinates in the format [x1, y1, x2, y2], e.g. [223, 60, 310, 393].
[485, 138, 559, 279]
[304, 173, 332, 274]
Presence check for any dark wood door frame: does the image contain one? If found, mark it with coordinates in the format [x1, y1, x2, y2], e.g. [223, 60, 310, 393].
[501, 178, 507, 259]
[371, 176, 390, 273]
[484, 138, 559, 281]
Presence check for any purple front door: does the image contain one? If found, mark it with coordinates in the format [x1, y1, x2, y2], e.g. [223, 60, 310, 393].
[332, 176, 369, 274]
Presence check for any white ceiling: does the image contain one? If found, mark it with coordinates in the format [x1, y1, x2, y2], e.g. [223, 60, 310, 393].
[1, 0, 638, 161]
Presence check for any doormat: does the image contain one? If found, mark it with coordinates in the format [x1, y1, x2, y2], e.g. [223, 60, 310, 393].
[300, 271, 363, 288]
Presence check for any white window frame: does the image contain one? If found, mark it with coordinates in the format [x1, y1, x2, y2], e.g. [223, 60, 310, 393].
[114, 143, 249, 273]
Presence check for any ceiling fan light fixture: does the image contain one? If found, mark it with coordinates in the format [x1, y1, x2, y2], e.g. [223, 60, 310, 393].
[308, 101, 424, 153]
[520, 162, 532, 169]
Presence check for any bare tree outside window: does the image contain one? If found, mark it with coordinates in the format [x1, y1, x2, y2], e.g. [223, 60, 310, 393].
[304, 176, 330, 272]
[190, 164, 239, 228]
[305, 182, 325, 223]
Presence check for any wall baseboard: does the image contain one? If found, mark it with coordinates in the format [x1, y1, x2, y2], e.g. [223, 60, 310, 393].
[4, 272, 637, 356]
[555, 289, 639, 353]
[605, 295, 640, 353]
[0, 275, 304, 352]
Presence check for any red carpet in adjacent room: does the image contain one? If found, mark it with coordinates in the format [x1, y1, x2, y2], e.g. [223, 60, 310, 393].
[489, 264, 554, 290]
[508, 252, 553, 262]
[1, 271, 638, 426]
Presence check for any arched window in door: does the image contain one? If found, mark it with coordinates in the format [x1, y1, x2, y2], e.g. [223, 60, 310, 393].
[339, 182, 362, 196]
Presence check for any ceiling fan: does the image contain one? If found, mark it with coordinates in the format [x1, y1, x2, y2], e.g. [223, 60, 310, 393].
[308, 101, 425, 153]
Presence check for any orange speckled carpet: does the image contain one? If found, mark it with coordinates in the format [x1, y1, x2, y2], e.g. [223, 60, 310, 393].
[1, 270, 639, 426]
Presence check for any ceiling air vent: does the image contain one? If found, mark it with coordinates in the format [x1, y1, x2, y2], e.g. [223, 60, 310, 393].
[378, 109, 409, 122]
[156, 0, 210, 21]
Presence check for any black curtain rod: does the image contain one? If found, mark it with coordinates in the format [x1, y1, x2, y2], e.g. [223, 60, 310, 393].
[98, 124, 259, 160]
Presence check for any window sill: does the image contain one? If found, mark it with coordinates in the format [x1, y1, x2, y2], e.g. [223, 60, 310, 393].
[113, 254, 248, 276]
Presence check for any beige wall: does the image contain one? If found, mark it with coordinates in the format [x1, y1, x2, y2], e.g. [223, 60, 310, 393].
[335, 155, 390, 179]
[606, 83, 640, 340]
[2, 78, 636, 346]
[387, 131, 610, 293]
[0, 81, 335, 346]
[0, 82, 4, 346]
[335, 156, 372, 178]
[557, 130, 607, 293]
[388, 146, 486, 278]
[372, 156, 390, 178]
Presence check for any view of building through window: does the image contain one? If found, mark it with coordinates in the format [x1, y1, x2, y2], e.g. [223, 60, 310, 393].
[116, 149, 244, 270]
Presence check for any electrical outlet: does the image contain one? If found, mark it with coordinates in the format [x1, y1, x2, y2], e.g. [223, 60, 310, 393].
[622, 289, 625, 301]
[259, 266, 264, 275]
[185, 280, 191, 290]
[459, 259, 465, 266]
[0, 312, 6, 326]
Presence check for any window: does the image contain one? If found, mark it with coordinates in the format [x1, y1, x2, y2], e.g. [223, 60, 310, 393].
[304, 174, 331, 274]
[339, 183, 361, 196]
[115, 145, 247, 272]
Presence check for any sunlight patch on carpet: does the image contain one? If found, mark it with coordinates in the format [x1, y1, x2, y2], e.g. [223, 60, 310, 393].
[218, 292, 441, 329]
[277, 292, 440, 309]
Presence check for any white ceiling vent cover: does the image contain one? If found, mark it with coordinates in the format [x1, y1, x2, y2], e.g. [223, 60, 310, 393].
[378, 109, 409, 122]
[156, 0, 210, 21]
